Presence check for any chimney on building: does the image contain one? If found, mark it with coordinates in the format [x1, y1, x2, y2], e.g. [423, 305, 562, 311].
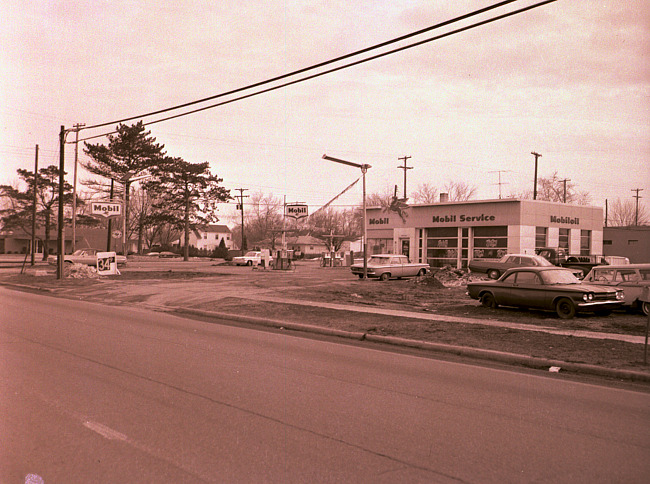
[440, 193, 449, 203]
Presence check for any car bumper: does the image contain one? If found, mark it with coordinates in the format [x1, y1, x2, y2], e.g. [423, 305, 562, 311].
[575, 300, 623, 311]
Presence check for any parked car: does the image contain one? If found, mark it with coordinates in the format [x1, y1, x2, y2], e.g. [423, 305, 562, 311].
[158, 251, 180, 258]
[350, 254, 429, 281]
[535, 247, 610, 277]
[467, 266, 624, 319]
[47, 248, 127, 267]
[232, 251, 273, 266]
[582, 264, 650, 315]
[468, 254, 554, 279]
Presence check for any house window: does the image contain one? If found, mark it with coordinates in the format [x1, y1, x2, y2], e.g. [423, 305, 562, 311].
[580, 230, 591, 255]
[558, 228, 570, 249]
[535, 227, 547, 249]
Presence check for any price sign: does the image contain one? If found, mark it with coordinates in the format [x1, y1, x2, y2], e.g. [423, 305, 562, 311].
[97, 251, 119, 275]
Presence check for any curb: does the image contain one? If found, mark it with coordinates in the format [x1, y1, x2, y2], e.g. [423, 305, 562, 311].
[174, 307, 650, 383]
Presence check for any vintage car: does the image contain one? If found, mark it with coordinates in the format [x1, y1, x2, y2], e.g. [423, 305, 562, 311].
[47, 248, 127, 267]
[232, 251, 273, 266]
[582, 264, 650, 315]
[467, 266, 624, 319]
[468, 254, 554, 279]
[350, 254, 429, 281]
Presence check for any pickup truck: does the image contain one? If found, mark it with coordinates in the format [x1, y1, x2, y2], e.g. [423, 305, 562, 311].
[535, 247, 608, 277]
[468, 254, 553, 279]
[350, 254, 429, 281]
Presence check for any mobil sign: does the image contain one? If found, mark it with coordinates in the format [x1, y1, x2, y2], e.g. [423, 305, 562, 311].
[91, 201, 122, 217]
[286, 204, 308, 219]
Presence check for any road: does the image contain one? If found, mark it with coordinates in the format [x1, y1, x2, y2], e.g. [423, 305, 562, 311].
[1, 286, 649, 483]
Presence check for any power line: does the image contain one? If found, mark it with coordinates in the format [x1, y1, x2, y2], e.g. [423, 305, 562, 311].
[76, 0, 557, 143]
[81, 1, 521, 133]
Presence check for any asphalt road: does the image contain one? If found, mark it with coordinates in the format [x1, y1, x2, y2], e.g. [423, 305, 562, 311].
[1, 286, 649, 483]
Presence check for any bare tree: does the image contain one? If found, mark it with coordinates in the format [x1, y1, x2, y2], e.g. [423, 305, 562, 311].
[608, 198, 649, 226]
[308, 208, 359, 251]
[410, 183, 438, 204]
[244, 192, 284, 249]
[444, 181, 478, 201]
[515, 172, 591, 205]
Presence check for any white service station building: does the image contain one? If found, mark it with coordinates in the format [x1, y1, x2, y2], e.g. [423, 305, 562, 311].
[365, 198, 604, 269]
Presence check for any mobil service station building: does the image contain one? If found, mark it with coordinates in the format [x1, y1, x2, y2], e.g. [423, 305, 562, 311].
[365, 198, 604, 269]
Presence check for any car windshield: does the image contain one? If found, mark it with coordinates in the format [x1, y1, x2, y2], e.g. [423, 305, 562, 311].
[244, 252, 258, 257]
[369, 256, 391, 264]
[534, 256, 554, 267]
[540, 269, 580, 285]
[72, 250, 86, 256]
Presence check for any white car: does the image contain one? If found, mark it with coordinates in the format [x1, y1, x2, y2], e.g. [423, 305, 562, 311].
[351, 254, 429, 281]
[232, 251, 273, 266]
[47, 248, 127, 266]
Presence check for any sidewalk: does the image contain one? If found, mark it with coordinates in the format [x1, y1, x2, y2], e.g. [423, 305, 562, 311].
[249, 295, 646, 345]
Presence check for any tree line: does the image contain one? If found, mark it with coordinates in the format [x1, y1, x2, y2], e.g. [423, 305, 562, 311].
[1, 122, 647, 259]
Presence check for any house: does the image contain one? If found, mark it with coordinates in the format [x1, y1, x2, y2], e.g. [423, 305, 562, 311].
[285, 235, 331, 258]
[187, 225, 234, 251]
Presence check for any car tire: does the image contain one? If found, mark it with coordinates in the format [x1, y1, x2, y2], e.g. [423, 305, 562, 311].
[555, 298, 576, 319]
[417, 269, 427, 277]
[379, 273, 390, 282]
[487, 269, 500, 280]
[246, 260, 253, 266]
[358, 274, 364, 279]
[641, 301, 650, 316]
[481, 292, 498, 309]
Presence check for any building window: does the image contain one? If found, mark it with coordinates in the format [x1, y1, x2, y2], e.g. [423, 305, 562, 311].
[558, 228, 570, 249]
[369, 238, 393, 254]
[472, 226, 508, 260]
[535, 227, 547, 249]
[426, 227, 458, 267]
[603, 240, 612, 245]
[580, 230, 591, 255]
[628, 240, 638, 246]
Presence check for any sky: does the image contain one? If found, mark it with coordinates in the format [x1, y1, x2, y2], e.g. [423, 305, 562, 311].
[1, 0, 649, 226]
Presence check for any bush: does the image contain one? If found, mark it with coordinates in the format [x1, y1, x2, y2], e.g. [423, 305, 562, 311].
[211, 239, 230, 259]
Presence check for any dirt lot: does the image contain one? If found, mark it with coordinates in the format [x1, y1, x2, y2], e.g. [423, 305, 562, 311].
[3, 260, 649, 375]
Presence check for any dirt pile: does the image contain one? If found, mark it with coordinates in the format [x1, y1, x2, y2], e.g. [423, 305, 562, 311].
[415, 266, 480, 288]
[65, 263, 99, 279]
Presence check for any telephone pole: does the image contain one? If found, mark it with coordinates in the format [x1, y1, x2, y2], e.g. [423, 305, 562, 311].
[235, 188, 249, 252]
[561, 178, 571, 203]
[31, 144, 39, 266]
[71, 122, 85, 252]
[397, 155, 412, 200]
[632, 188, 643, 226]
[531, 151, 542, 200]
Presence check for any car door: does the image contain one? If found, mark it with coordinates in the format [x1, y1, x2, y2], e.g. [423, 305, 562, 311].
[390, 256, 404, 278]
[494, 271, 519, 306]
[614, 269, 642, 304]
[510, 271, 547, 309]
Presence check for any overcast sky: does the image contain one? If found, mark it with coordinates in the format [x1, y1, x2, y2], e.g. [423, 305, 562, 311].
[2, 0, 648, 224]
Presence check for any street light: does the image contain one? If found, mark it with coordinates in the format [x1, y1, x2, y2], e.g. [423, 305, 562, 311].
[322, 154, 371, 279]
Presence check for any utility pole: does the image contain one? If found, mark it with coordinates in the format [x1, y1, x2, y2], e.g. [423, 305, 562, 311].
[489, 170, 509, 199]
[71, 123, 85, 252]
[632, 188, 643, 226]
[531, 152, 542, 200]
[561, 178, 571, 203]
[397, 155, 412, 200]
[31, 144, 38, 266]
[235, 188, 249, 252]
[57, 126, 66, 279]
[106, 179, 114, 251]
